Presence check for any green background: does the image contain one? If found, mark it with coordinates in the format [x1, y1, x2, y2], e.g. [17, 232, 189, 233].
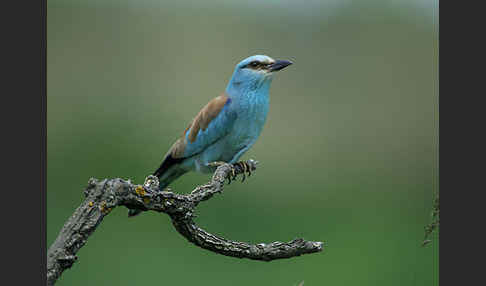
[47, 0, 439, 285]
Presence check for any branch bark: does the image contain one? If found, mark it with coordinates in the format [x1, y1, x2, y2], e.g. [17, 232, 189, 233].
[46, 160, 324, 285]
[422, 191, 439, 246]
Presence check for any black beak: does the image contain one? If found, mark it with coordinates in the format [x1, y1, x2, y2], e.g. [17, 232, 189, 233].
[269, 60, 293, 72]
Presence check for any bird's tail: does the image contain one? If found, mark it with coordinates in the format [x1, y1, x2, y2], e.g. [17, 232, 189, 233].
[127, 155, 187, 218]
[153, 152, 187, 189]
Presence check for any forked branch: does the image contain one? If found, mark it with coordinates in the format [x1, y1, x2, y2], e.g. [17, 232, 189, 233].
[46, 160, 324, 285]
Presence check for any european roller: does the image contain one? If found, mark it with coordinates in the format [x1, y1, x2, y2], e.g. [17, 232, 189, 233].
[129, 55, 292, 217]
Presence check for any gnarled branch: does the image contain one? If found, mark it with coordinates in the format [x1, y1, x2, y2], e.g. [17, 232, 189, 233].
[47, 160, 324, 285]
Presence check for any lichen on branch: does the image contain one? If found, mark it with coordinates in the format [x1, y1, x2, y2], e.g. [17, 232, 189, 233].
[46, 160, 324, 285]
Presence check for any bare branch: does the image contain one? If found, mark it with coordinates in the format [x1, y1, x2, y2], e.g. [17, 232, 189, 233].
[47, 160, 324, 285]
[422, 192, 439, 247]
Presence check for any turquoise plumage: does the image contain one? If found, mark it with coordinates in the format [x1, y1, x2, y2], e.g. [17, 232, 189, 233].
[129, 55, 292, 217]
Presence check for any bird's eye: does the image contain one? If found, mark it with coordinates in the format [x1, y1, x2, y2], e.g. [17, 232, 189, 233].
[250, 61, 259, 67]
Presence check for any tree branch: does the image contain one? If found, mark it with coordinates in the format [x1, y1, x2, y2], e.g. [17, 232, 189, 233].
[422, 191, 439, 246]
[47, 160, 324, 285]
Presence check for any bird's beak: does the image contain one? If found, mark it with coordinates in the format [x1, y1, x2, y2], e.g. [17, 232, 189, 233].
[268, 60, 293, 72]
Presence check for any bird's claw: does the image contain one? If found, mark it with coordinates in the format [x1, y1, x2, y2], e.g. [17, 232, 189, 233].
[207, 161, 227, 168]
[208, 161, 235, 184]
[233, 161, 253, 183]
[208, 160, 255, 185]
[225, 165, 238, 184]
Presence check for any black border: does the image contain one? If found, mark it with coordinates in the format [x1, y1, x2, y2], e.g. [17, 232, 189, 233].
[2, 0, 46, 284]
[439, 0, 486, 285]
[41, 0, 48, 283]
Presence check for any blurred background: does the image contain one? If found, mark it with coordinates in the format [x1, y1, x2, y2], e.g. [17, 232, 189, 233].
[47, 0, 438, 285]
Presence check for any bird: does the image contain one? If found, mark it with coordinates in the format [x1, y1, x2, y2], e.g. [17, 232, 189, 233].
[128, 55, 293, 217]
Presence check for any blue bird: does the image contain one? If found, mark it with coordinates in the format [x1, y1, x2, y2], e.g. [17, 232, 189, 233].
[129, 55, 292, 217]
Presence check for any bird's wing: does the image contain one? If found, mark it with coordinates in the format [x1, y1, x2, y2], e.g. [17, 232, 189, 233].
[154, 93, 235, 177]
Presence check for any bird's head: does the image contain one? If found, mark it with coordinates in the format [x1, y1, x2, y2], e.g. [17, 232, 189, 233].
[226, 55, 293, 95]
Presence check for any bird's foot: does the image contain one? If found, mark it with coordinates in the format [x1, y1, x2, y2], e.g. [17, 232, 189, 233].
[207, 161, 227, 168]
[233, 161, 254, 182]
[208, 160, 257, 184]
[207, 161, 235, 184]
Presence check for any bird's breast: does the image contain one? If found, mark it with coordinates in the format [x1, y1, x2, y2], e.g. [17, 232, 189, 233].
[228, 93, 269, 147]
